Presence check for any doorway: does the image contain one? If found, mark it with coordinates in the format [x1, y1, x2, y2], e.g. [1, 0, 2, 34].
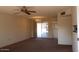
[37, 22, 48, 38]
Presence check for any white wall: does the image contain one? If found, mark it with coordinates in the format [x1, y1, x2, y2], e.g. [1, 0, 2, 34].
[77, 7, 79, 38]
[0, 13, 32, 48]
[71, 7, 78, 52]
[52, 21, 58, 38]
[48, 18, 58, 38]
[71, 6, 79, 52]
[76, 6, 79, 52]
[57, 8, 72, 45]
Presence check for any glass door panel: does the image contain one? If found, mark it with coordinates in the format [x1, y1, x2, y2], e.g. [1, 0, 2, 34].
[37, 22, 48, 38]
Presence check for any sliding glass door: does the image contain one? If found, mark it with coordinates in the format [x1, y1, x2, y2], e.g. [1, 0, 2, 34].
[37, 22, 48, 38]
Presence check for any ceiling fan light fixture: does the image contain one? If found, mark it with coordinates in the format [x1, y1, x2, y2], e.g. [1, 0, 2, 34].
[16, 6, 36, 15]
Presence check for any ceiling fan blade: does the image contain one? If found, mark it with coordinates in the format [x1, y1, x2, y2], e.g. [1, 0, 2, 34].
[25, 12, 31, 15]
[28, 11, 36, 13]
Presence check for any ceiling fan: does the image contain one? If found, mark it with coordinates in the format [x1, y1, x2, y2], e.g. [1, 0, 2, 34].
[15, 6, 36, 15]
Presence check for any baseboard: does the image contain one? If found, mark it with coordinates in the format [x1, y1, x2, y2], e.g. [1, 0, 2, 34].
[58, 44, 72, 46]
[36, 37, 57, 39]
[58, 42, 72, 45]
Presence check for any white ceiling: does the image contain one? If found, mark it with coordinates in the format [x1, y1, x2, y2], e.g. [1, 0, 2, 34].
[0, 6, 72, 17]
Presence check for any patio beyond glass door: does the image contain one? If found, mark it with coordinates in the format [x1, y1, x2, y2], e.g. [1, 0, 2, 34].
[37, 22, 48, 38]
